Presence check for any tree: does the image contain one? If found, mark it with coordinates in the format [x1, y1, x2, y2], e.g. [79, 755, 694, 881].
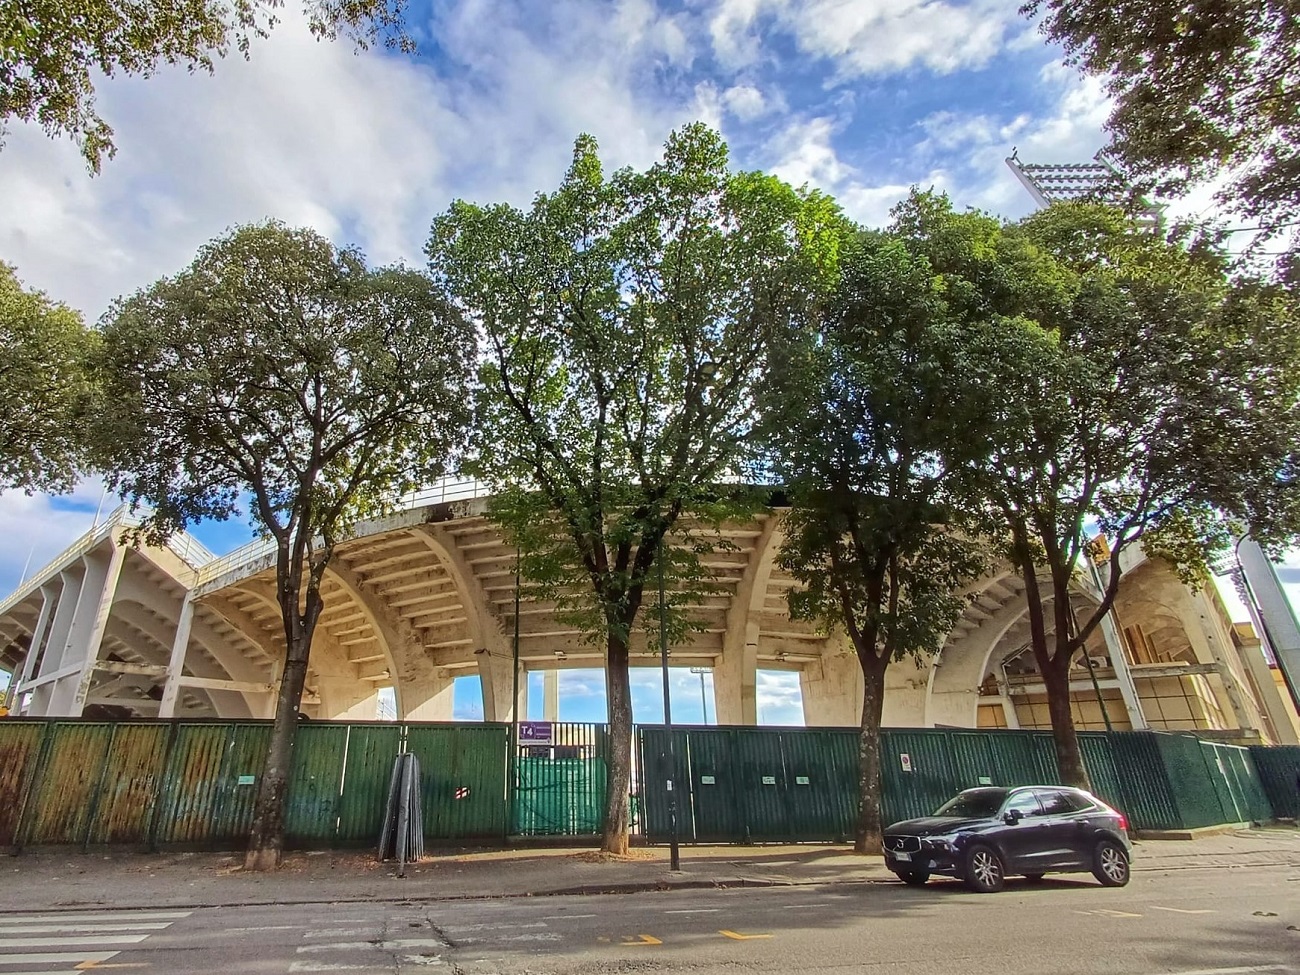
[1024, 0, 1300, 259]
[760, 202, 994, 854]
[427, 125, 840, 854]
[949, 199, 1300, 788]
[0, 261, 98, 494]
[1, 0, 411, 173]
[95, 222, 475, 869]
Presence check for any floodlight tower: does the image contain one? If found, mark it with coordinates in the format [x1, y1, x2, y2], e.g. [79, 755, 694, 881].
[1007, 149, 1300, 718]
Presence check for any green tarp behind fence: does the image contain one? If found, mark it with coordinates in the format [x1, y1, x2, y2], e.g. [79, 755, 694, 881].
[1247, 744, 1300, 821]
[638, 725, 1282, 843]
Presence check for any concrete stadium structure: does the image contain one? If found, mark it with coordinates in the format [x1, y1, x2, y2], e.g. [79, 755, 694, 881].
[2, 480, 1298, 744]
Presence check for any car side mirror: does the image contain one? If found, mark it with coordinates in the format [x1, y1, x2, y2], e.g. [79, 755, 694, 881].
[1003, 809, 1023, 825]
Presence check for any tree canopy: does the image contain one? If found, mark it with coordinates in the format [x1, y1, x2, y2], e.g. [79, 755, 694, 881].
[1025, 0, 1300, 263]
[0, 262, 98, 495]
[760, 194, 996, 852]
[1, 0, 411, 172]
[95, 221, 476, 867]
[427, 123, 840, 853]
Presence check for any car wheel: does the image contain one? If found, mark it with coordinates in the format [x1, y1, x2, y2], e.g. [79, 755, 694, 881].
[1091, 839, 1130, 887]
[963, 844, 1005, 893]
[1023, 873, 1045, 884]
[893, 870, 930, 887]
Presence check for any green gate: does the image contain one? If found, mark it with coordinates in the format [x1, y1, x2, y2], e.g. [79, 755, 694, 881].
[511, 722, 607, 836]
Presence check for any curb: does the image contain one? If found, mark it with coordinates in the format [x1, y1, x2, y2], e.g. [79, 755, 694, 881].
[1134, 822, 1254, 841]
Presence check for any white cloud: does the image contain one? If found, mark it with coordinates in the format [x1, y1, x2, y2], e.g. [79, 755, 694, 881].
[721, 83, 771, 121]
[756, 669, 804, 725]
[0, 478, 108, 594]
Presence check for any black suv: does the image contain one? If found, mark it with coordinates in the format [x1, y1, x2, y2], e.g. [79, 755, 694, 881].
[882, 785, 1132, 893]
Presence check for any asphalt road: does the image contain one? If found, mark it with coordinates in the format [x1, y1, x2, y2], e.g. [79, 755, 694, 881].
[1, 862, 1296, 975]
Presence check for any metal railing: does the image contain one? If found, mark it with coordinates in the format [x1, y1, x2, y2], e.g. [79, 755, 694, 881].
[192, 476, 490, 588]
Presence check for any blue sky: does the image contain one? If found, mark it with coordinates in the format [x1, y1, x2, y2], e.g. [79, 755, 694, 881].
[0, 0, 1264, 723]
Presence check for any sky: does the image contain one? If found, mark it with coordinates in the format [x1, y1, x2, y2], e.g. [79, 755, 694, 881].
[0, 0, 1290, 724]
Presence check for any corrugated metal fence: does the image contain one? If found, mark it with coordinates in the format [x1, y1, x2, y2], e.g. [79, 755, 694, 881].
[0, 718, 510, 850]
[1, 717, 1294, 850]
[637, 725, 1283, 843]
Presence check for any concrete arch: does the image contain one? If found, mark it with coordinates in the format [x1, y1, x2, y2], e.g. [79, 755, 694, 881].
[717, 513, 783, 726]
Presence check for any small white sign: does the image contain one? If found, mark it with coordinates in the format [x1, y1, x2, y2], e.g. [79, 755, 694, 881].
[899, 754, 913, 773]
[236, 774, 256, 786]
[761, 775, 777, 785]
[978, 775, 992, 786]
[795, 776, 810, 786]
[700, 775, 716, 785]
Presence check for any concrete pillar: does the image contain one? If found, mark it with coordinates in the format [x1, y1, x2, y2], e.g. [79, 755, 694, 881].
[477, 649, 519, 722]
[882, 655, 935, 728]
[159, 594, 196, 719]
[30, 566, 84, 714]
[714, 633, 757, 725]
[1238, 637, 1300, 745]
[1084, 563, 1148, 730]
[404, 668, 455, 721]
[65, 543, 128, 715]
[6, 585, 56, 711]
[800, 653, 862, 727]
[543, 669, 560, 722]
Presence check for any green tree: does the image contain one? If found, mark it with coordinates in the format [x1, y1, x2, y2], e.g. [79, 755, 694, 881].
[956, 200, 1300, 788]
[760, 203, 995, 854]
[1024, 0, 1300, 258]
[427, 125, 840, 854]
[1, 0, 411, 173]
[95, 222, 475, 869]
[0, 262, 98, 494]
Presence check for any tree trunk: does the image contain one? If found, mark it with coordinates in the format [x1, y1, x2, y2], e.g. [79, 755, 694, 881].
[1042, 658, 1092, 791]
[244, 622, 312, 870]
[854, 656, 888, 854]
[601, 632, 634, 855]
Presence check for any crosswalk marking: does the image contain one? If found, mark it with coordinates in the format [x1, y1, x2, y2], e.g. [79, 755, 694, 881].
[0, 951, 122, 965]
[0, 908, 188, 972]
[0, 924, 172, 935]
[0, 913, 190, 925]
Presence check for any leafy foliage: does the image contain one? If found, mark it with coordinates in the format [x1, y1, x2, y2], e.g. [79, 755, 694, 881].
[0, 262, 98, 494]
[427, 124, 840, 852]
[1025, 0, 1300, 260]
[760, 199, 995, 852]
[95, 221, 475, 865]
[1, 0, 411, 172]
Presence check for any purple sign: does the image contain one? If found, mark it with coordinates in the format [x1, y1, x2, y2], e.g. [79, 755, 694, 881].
[519, 721, 553, 744]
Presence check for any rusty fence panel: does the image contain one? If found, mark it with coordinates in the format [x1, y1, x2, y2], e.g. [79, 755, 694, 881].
[84, 723, 170, 845]
[18, 722, 116, 845]
[0, 720, 50, 846]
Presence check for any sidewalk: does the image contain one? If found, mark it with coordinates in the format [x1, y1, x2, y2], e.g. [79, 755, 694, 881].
[4, 827, 1298, 914]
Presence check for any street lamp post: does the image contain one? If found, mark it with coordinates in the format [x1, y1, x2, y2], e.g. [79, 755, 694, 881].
[658, 538, 681, 871]
[689, 667, 710, 724]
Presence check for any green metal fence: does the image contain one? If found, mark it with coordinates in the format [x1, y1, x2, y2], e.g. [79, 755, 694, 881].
[2, 716, 1294, 851]
[1248, 745, 1300, 820]
[638, 725, 1287, 843]
[0, 718, 508, 850]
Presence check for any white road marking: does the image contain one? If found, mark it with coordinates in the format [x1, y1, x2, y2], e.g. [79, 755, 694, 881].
[0, 951, 120, 964]
[456, 933, 562, 944]
[303, 929, 374, 939]
[440, 923, 547, 933]
[1150, 906, 1217, 915]
[0, 912, 190, 925]
[664, 909, 719, 914]
[0, 970, 84, 975]
[296, 940, 447, 953]
[288, 963, 385, 973]
[1157, 967, 1290, 975]
[542, 915, 596, 920]
[225, 925, 300, 932]
[0, 934, 149, 948]
[0, 923, 171, 935]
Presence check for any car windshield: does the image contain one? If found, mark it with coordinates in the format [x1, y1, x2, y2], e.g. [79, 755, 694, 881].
[933, 788, 1009, 818]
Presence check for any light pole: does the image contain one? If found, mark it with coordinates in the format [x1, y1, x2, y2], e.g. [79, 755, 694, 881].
[658, 537, 681, 871]
[689, 667, 710, 724]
